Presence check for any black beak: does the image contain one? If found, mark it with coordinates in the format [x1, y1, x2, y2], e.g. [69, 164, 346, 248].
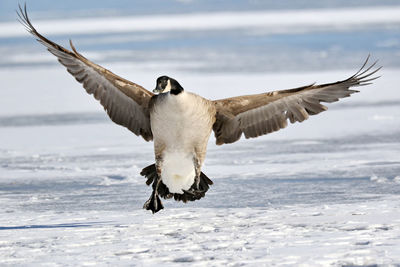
[153, 85, 162, 93]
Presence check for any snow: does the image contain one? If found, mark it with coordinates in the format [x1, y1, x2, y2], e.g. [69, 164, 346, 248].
[1, 70, 399, 264]
[1, 202, 400, 266]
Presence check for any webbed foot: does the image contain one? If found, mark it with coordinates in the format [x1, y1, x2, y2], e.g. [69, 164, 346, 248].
[143, 190, 164, 214]
[182, 188, 205, 199]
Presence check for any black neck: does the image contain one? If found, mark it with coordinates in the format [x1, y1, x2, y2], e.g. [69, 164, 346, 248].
[170, 79, 184, 95]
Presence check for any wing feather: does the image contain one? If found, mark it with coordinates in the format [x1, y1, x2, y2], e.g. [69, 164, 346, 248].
[17, 4, 153, 141]
[213, 56, 380, 145]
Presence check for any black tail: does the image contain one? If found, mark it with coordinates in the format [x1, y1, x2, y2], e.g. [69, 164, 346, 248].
[140, 164, 213, 203]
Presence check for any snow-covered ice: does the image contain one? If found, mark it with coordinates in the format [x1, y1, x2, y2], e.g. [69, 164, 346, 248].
[1, 67, 399, 265]
[1, 201, 400, 266]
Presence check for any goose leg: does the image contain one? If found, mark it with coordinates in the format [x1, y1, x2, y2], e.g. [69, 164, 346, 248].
[194, 158, 201, 190]
[183, 157, 204, 197]
[143, 162, 164, 213]
[143, 176, 164, 213]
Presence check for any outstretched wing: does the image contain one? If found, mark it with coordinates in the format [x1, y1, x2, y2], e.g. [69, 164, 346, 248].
[17, 4, 153, 141]
[212, 56, 380, 145]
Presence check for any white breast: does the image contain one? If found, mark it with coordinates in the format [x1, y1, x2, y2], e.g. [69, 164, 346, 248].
[151, 91, 213, 149]
[150, 91, 214, 193]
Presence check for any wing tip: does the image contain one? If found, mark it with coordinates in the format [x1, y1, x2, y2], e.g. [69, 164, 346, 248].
[16, 3, 32, 32]
[351, 55, 382, 86]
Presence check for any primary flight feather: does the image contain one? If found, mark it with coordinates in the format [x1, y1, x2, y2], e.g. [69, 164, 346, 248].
[18, 4, 380, 213]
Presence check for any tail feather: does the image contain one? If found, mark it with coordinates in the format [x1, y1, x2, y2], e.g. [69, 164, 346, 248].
[140, 164, 213, 203]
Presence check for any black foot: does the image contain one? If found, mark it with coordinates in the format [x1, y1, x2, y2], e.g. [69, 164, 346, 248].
[183, 189, 205, 198]
[143, 191, 164, 214]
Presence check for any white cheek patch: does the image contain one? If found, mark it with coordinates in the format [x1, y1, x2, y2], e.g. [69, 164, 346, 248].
[164, 79, 172, 93]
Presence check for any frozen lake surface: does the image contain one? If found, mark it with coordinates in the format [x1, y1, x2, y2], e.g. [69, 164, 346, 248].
[1, 68, 399, 266]
[1, 2, 400, 266]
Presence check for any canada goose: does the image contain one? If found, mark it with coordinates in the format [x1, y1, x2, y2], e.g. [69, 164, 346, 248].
[18, 6, 380, 213]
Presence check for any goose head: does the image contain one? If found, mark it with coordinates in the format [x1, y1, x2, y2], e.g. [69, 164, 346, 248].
[153, 76, 184, 95]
